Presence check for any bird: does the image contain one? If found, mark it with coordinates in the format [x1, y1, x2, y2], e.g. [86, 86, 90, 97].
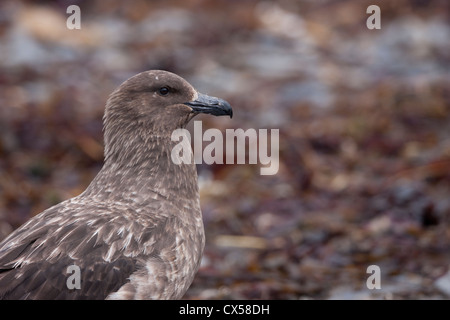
[0, 70, 233, 299]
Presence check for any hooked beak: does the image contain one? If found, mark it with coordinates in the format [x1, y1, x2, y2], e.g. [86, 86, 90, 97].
[184, 93, 233, 118]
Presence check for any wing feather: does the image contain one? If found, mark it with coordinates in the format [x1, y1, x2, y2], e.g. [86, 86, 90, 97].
[0, 198, 168, 299]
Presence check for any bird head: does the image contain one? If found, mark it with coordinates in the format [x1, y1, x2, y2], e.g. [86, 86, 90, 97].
[103, 70, 232, 161]
[104, 70, 232, 136]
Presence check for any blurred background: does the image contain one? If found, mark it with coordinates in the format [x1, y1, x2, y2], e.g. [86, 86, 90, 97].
[0, 0, 449, 299]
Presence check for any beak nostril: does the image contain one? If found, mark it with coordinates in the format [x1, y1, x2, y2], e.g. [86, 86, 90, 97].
[184, 93, 233, 118]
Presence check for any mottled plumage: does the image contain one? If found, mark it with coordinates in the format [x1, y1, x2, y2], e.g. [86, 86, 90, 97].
[0, 70, 232, 299]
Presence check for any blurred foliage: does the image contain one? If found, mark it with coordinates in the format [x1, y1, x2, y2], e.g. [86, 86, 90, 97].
[0, 0, 449, 299]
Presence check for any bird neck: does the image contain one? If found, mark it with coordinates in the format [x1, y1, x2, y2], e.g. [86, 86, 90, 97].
[82, 133, 199, 205]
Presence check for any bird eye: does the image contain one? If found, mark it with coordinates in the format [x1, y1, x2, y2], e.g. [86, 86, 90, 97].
[158, 87, 170, 96]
